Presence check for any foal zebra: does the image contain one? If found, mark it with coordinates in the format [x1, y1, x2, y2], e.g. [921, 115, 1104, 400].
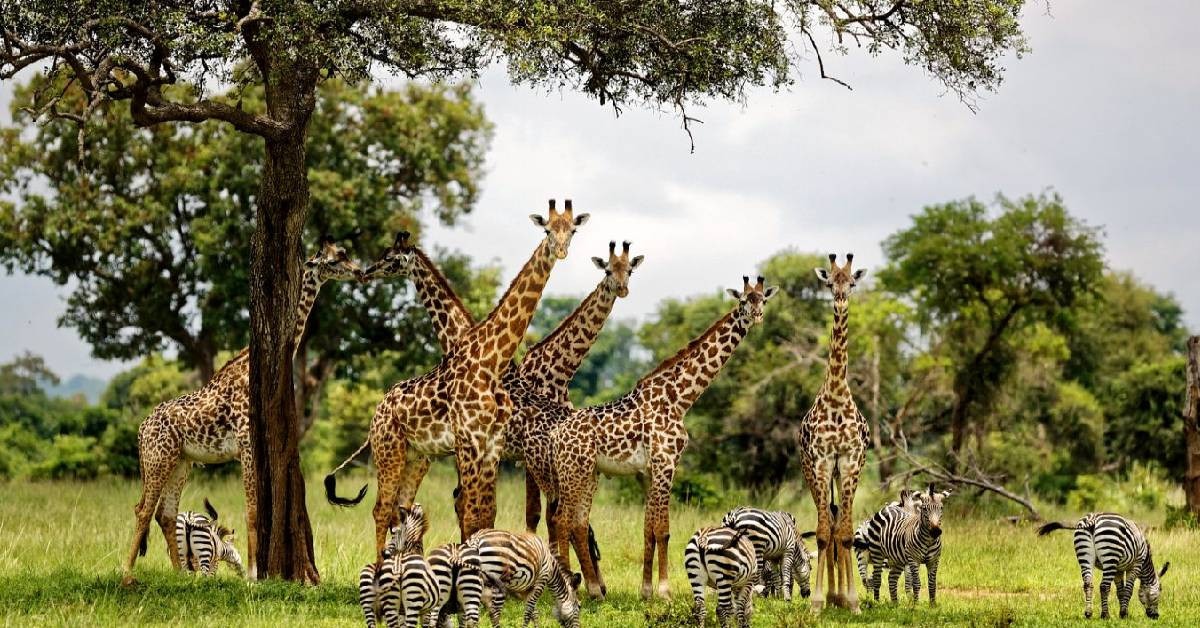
[854, 489, 917, 602]
[174, 499, 244, 577]
[358, 504, 438, 628]
[684, 526, 758, 628]
[852, 486, 950, 605]
[467, 529, 581, 628]
[427, 542, 488, 628]
[720, 507, 811, 601]
[1038, 512, 1170, 619]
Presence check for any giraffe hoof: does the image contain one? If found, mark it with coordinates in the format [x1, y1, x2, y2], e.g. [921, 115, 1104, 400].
[640, 585, 653, 601]
[121, 575, 139, 587]
[655, 587, 671, 601]
[810, 600, 825, 613]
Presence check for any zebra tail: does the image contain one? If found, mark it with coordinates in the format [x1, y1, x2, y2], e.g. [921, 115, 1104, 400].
[324, 437, 371, 507]
[137, 527, 148, 557]
[586, 525, 601, 563]
[1037, 521, 1070, 536]
[204, 497, 219, 521]
[800, 530, 816, 539]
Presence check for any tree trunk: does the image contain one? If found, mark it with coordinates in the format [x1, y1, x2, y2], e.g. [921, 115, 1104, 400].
[869, 336, 891, 483]
[1184, 335, 1200, 517]
[248, 127, 319, 583]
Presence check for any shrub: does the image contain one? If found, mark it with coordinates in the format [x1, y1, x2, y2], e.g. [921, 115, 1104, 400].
[1164, 505, 1199, 531]
[30, 435, 102, 480]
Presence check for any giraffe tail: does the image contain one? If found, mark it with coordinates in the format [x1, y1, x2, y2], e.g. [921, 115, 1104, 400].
[323, 437, 371, 507]
[586, 525, 601, 563]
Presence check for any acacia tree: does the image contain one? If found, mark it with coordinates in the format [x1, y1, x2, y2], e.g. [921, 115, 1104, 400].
[0, 0, 1032, 582]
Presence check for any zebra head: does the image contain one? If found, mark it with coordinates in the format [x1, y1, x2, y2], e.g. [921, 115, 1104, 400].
[1139, 559, 1169, 619]
[914, 485, 952, 538]
[549, 558, 582, 628]
[396, 503, 430, 554]
[791, 540, 815, 599]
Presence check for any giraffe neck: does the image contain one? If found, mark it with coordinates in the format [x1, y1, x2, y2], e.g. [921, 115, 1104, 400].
[290, 268, 324, 361]
[410, 247, 476, 353]
[638, 309, 749, 413]
[517, 280, 617, 399]
[823, 297, 851, 396]
[475, 239, 556, 366]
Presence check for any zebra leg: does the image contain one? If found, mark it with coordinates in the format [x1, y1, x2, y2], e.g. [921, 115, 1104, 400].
[887, 566, 903, 603]
[1098, 568, 1114, 619]
[715, 576, 735, 628]
[907, 563, 920, 604]
[1117, 570, 1132, 618]
[522, 578, 547, 627]
[358, 565, 379, 628]
[870, 564, 883, 602]
[684, 543, 706, 625]
[381, 582, 402, 628]
[487, 585, 505, 627]
[1078, 560, 1094, 618]
[781, 545, 795, 602]
[736, 583, 753, 628]
[855, 546, 869, 594]
[927, 559, 939, 607]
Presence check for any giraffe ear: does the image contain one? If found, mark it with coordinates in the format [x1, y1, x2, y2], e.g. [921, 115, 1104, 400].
[853, 269, 868, 281]
[630, 255, 645, 269]
[573, 213, 590, 226]
[814, 269, 830, 283]
[530, 214, 548, 227]
[591, 256, 607, 270]
[726, 288, 743, 300]
[763, 286, 779, 300]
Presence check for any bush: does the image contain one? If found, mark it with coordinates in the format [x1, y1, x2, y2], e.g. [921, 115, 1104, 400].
[1164, 505, 1199, 531]
[0, 424, 46, 479]
[100, 417, 141, 477]
[30, 435, 102, 480]
[1066, 462, 1178, 514]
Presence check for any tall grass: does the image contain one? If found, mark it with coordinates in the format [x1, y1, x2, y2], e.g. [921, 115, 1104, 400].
[1, 461, 1197, 626]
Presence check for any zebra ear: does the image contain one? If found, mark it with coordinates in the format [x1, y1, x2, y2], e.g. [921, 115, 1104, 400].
[1160, 562, 1170, 578]
[571, 572, 582, 588]
[809, 550, 818, 561]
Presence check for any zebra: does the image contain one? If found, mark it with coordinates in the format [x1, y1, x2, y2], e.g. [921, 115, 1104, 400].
[684, 526, 758, 628]
[1038, 512, 1170, 619]
[427, 542, 490, 628]
[758, 535, 815, 601]
[358, 504, 435, 628]
[174, 498, 244, 577]
[854, 488, 918, 602]
[852, 485, 950, 605]
[720, 507, 812, 601]
[466, 528, 581, 628]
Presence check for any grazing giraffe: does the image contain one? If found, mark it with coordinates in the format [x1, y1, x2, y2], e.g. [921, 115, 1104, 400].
[326, 200, 589, 557]
[121, 242, 361, 585]
[530, 276, 777, 599]
[503, 240, 643, 536]
[797, 253, 870, 613]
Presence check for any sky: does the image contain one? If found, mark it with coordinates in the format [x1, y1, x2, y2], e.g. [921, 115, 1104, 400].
[1, 0, 1197, 380]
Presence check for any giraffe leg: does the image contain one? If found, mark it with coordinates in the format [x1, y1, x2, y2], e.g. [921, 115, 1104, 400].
[639, 473, 657, 601]
[804, 463, 833, 612]
[236, 437, 259, 581]
[835, 455, 863, 613]
[396, 454, 431, 508]
[373, 434, 408, 562]
[524, 470, 543, 533]
[568, 481, 605, 599]
[455, 435, 502, 539]
[154, 461, 191, 570]
[122, 422, 179, 586]
[648, 458, 677, 599]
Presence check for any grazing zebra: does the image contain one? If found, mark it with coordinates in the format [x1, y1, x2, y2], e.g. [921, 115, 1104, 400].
[854, 489, 917, 602]
[684, 526, 758, 628]
[427, 542, 489, 628]
[720, 507, 812, 601]
[174, 499, 244, 577]
[358, 504, 434, 628]
[852, 486, 950, 605]
[467, 528, 581, 628]
[1038, 512, 1170, 619]
[758, 535, 815, 600]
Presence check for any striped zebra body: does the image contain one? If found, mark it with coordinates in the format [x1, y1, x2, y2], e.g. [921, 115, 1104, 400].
[427, 543, 486, 628]
[1038, 512, 1169, 619]
[854, 490, 917, 602]
[467, 529, 581, 628]
[359, 526, 405, 628]
[720, 507, 809, 601]
[380, 552, 441, 628]
[174, 500, 243, 577]
[852, 487, 949, 606]
[684, 526, 758, 628]
[358, 504, 433, 628]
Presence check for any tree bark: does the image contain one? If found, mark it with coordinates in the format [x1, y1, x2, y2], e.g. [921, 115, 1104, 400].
[1184, 335, 1200, 517]
[248, 123, 319, 583]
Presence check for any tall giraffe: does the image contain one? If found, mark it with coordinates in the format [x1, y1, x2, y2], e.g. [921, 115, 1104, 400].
[530, 276, 777, 599]
[503, 240, 643, 535]
[121, 242, 361, 585]
[797, 253, 869, 613]
[325, 200, 588, 557]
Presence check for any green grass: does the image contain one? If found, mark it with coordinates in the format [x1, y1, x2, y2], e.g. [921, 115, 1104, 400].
[1, 463, 1198, 626]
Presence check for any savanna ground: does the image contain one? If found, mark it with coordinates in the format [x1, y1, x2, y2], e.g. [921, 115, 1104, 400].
[1, 462, 1198, 627]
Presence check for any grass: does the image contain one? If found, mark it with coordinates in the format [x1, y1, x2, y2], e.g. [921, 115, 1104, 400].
[1, 462, 1198, 626]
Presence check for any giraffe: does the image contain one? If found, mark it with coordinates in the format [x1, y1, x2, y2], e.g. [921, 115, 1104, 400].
[502, 240, 643, 537]
[530, 276, 778, 599]
[325, 200, 589, 558]
[121, 241, 362, 585]
[797, 253, 870, 613]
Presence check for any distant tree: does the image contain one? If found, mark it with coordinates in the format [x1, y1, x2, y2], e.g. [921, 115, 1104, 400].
[880, 194, 1104, 464]
[0, 351, 57, 397]
[0, 0, 1034, 582]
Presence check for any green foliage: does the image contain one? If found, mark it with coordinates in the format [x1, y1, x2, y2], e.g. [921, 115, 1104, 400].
[1104, 358, 1188, 478]
[1066, 463, 1180, 515]
[30, 435, 102, 480]
[1165, 505, 1199, 531]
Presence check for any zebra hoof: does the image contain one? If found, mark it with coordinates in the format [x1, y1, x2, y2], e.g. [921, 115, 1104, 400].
[1085, 611, 1092, 619]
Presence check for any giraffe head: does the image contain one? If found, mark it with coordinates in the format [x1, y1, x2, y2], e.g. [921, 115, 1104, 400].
[814, 253, 867, 302]
[591, 240, 644, 298]
[725, 275, 779, 326]
[306, 240, 363, 282]
[359, 231, 415, 281]
[530, 199, 589, 260]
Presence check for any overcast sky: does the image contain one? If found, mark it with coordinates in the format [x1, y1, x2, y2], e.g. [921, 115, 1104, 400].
[1, 0, 1197, 380]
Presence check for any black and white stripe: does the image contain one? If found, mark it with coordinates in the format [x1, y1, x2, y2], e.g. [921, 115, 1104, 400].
[427, 542, 487, 628]
[1038, 512, 1169, 619]
[720, 507, 811, 601]
[174, 499, 243, 577]
[854, 489, 917, 602]
[467, 529, 581, 628]
[684, 526, 758, 628]
[852, 486, 949, 605]
[358, 504, 435, 628]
